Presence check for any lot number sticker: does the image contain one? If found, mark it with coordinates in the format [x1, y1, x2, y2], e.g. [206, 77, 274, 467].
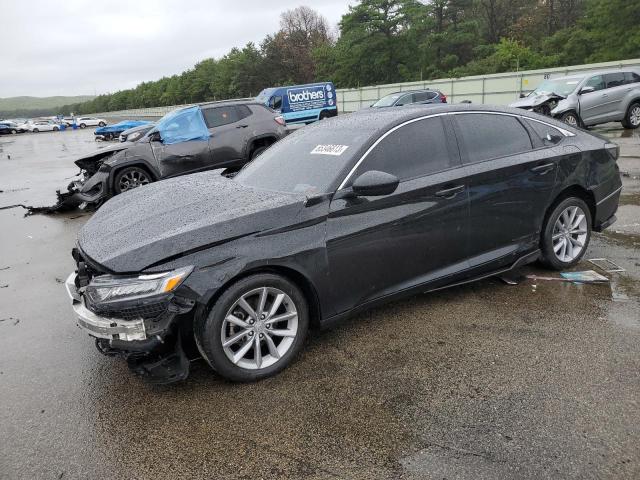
[310, 144, 349, 156]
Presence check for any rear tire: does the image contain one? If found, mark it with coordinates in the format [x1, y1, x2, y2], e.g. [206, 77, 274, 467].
[250, 145, 268, 159]
[98, 121, 106, 127]
[540, 196, 592, 270]
[194, 273, 309, 382]
[10, 129, 17, 134]
[79, 123, 86, 129]
[319, 110, 331, 120]
[53, 126, 59, 131]
[32, 128, 39, 133]
[621, 102, 640, 129]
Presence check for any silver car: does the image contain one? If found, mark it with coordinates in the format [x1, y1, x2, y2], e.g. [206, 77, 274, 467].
[510, 69, 640, 129]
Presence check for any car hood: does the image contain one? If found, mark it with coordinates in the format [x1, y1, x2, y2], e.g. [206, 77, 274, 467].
[509, 92, 564, 109]
[74, 143, 130, 169]
[78, 171, 307, 272]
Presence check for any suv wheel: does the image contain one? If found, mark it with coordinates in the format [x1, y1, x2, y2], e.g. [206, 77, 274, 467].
[251, 145, 268, 159]
[114, 167, 152, 194]
[622, 103, 640, 129]
[540, 197, 592, 270]
[560, 111, 580, 128]
[195, 273, 309, 382]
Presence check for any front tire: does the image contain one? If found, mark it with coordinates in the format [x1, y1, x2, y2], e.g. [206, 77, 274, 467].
[53, 126, 59, 131]
[560, 111, 581, 128]
[32, 128, 39, 133]
[79, 123, 86, 129]
[540, 197, 592, 270]
[195, 274, 309, 382]
[621, 102, 640, 129]
[98, 121, 106, 127]
[113, 166, 152, 194]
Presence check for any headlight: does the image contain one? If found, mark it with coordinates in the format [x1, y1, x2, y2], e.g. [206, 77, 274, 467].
[85, 266, 193, 304]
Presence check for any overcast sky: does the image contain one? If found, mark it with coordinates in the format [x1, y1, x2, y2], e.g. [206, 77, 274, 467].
[1, 0, 352, 98]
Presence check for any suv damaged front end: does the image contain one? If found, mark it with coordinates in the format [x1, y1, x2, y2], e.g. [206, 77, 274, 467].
[65, 248, 198, 383]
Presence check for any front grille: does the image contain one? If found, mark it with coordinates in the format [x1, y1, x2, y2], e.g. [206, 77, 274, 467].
[89, 299, 170, 321]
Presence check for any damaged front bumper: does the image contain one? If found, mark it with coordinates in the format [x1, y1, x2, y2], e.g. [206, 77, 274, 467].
[65, 271, 194, 383]
[56, 170, 111, 211]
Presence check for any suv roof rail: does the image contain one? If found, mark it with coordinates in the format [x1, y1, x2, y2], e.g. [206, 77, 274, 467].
[199, 98, 256, 107]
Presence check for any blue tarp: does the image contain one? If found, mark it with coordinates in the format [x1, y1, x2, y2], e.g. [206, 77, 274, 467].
[95, 120, 151, 135]
[150, 106, 210, 145]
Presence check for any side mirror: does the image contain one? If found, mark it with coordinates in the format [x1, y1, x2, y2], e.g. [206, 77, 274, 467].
[149, 131, 162, 142]
[351, 170, 399, 197]
[579, 86, 595, 95]
[519, 92, 527, 98]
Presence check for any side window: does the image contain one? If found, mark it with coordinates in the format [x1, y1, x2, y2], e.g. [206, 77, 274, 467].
[413, 91, 436, 102]
[453, 114, 532, 164]
[352, 117, 456, 182]
[624, 72, 640, 84]
[236, 105, 252, 120]
[525, 119, 564, 146]
[396, 94, 413, 106]
[605, 72, 625, 88]
[584, 75, 605, 92]
[202, 106, 239, 128]
[269, 96, 282, 110]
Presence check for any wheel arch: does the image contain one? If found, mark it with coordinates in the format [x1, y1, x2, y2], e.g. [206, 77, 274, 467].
[247, 135, 278, 159]
[543, 184, 596, 236]
[199, 264, 322, 330]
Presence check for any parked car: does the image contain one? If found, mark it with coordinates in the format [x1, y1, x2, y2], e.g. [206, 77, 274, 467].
[0, 122, 19, 134]
[370, 89, 447, 108]
[65, 104, 621, 383]
[94, 120, 151, 141]
[76, 117, 107, 128]
[28, 120, 61, 132]
[56, 100, 286, 210]
[510, 69, 640, 128]
[255, 82, 337, 124]
[119, 123, 155, 142]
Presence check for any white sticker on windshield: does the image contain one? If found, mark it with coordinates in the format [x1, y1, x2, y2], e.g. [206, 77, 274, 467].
[310, 144, 349, 156]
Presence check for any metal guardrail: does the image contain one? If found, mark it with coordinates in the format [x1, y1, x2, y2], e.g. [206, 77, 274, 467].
[94, 58, 640, 119]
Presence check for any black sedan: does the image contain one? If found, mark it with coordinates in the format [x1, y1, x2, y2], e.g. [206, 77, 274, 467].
[65, 104, 622, 383]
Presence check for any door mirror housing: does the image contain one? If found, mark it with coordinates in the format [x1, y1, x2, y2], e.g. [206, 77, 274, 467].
[579, 86, 595, 95]
[351, 170, 399, 197]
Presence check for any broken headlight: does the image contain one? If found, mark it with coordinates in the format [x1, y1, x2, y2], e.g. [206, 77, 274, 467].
[84, 266, 193, 304]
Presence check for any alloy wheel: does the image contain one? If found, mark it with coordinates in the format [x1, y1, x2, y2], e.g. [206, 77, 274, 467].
[221, 287, 298, 370]
[118, 170, 150, 192]
[563, 114, 578, 127]
[630, 106, 640, 127]
[552, 205, 588, 262]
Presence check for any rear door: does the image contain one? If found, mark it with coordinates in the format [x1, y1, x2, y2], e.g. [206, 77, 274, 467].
[326, 115, 470, 314]
[203, 105, 252, 169]
[450, 112, 558, 270]
[601, 72, 628, 120]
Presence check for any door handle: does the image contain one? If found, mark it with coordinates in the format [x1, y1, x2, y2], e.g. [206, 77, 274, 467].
[236, 124, 248, 129]
[435, 185, 465, 198]
[530, 162, 555, 174]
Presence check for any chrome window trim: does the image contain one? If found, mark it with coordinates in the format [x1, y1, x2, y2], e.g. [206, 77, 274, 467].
[337, 110, 574, 190]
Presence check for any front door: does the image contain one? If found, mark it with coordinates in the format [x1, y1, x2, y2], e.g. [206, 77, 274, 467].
[326, 115, 470, 315]
[579, 74, 609, 125]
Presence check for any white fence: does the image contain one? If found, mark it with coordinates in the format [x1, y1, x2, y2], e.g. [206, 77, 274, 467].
[95, 58, 640, 119]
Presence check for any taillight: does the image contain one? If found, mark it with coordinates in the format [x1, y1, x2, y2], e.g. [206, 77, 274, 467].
[274, 115, 286, 126]
[440, 93, 447, 103]
[605, 142, 619, 161]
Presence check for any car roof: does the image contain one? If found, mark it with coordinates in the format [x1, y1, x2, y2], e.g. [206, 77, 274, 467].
[386, 89, 440, 95]
[309, 104, 573, 137]
[198, 98, 259, 108]
[552, 68, 639, 82]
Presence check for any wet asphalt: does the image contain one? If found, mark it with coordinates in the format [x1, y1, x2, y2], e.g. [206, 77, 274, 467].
[0, 127, 639, 480]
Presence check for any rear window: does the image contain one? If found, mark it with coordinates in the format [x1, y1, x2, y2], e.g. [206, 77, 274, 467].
[453, 113, 532, 164]
[413, 91, 438, 102]
[525, 119, 564, 146]
[605, 72, 626, 88]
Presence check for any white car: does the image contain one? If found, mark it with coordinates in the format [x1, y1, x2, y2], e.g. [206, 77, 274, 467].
[76, 117, 107, 128]
[28, 120, 61, 132]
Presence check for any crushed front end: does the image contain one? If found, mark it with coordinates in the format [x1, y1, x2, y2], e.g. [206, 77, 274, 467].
[65, 248, 198, 384]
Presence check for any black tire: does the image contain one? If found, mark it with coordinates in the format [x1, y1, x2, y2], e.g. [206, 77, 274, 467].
[53, 126, 59, 131]
[194, 273, 309, 382]
[319, 110, 331, 120]
[251, 145, 268, 159]
[32, 128, 39, 133]
[540, 196, 592, 270]
[621, 102, 640, 129]
[10, 129, 17, 134]
[79, 123, 86, 129]
[98, 121, 106, 127]
[559, 111, 581, 128]
[113, 166, 152, 194]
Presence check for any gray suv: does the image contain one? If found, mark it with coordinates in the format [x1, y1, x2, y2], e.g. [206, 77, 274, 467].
[510, 69, 640, 129]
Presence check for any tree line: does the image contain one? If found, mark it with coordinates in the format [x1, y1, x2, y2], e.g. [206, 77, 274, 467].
[8, 0, 640, 117]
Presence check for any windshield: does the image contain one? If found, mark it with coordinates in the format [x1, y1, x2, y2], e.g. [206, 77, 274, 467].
[532, 78, 582, 97]
[372, 93, 403, 107]
[235, 125, 372, 195]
